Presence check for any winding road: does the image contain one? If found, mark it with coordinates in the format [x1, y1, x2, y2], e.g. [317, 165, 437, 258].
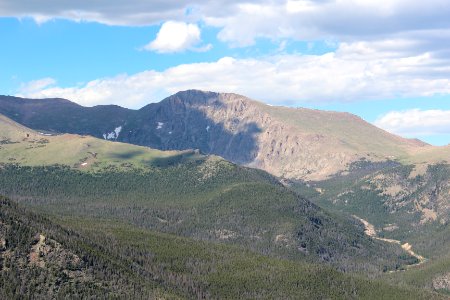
[353, 215, 427, 271]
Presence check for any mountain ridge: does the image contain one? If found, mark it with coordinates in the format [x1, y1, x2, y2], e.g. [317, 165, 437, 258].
[0, 90, 446, 180]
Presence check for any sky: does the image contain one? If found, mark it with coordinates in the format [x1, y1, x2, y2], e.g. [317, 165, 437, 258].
[1, 0, 450, 145]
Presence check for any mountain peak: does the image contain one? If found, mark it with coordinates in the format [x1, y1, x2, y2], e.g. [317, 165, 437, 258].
[163, 89, 255, 107]
[168, 89, 219, 104]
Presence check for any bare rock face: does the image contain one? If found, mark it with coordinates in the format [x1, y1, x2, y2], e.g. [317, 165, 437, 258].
[121, 91, 261, 165]
[28, 234, 82, 271]
[433, 273, 450, 290]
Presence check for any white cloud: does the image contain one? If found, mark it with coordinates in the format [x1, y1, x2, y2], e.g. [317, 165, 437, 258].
[3, 0, 450, 89]
[143, 21, 210, 53]
[375, 109, 450, 136]
[16, 43, 450, 107]
[202, 0, 450, 47]
[286, 0, 317, 14]
[18, 78, 56, 94]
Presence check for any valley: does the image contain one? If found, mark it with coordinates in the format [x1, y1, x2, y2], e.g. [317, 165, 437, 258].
[353, 215, 427, 271]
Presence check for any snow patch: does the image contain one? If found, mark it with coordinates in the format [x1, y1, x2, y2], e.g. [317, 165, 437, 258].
[206, 125, 210, 132]
[81, 162, 88, 166]
[156, 122, 164, 129]
[114, 126, 122, 137]
[103, 126, 122, 140]
[38, 132, 52, 136]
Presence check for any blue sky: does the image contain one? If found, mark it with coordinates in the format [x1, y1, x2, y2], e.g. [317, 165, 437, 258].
[1, 1, 450, 145]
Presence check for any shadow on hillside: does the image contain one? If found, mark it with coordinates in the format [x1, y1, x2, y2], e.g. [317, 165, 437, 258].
[151, 151, 201, 168]
[122, 93, 262, 165]
[111, 150, 146, 160]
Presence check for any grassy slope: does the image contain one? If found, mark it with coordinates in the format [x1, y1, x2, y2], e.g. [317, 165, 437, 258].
[254, 101, 425, 158]
[387, 254, 450, 294]
[4, 93, 450, 171]
[0, 114, 202, 169]
[407, 145, 450, 164]
[253, 98, 449, 166]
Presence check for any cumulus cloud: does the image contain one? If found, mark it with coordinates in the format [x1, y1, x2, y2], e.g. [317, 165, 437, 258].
[375, 109, 450, 137]
[143, 21, 210, 53]
[203, 0, 450, 47]
[16, 42, 450, 107]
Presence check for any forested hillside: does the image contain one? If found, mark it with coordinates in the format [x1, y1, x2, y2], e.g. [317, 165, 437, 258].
[0, 196, 178, 298]
[0, 162, 414, 275]
[0, 196, 442, 299]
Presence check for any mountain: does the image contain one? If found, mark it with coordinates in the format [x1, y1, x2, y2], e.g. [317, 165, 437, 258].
[2, 90, 446, 181]
[0, 113, 414, 274]
[125, 90, 429, 181]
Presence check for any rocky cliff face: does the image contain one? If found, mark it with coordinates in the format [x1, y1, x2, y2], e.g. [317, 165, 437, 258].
[117, 90, 428, 180]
